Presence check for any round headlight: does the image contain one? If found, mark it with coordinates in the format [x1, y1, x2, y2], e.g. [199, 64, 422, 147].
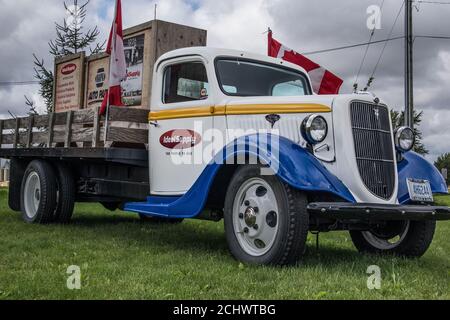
[301, 114, 328, 145]
[395, 126, 415, 152]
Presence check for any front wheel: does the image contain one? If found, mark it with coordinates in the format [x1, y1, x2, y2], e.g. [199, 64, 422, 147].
[350, 220, 436, 257]
[224, 165, 309, 266]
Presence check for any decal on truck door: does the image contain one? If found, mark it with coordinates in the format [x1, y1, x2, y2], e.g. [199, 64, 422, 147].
[160, 130, 202, 149]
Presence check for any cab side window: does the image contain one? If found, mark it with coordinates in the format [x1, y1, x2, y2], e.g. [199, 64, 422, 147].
[163, 62, 209, 104]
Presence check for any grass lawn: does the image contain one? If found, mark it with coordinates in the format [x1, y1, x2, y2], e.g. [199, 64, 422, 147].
[0, 188, 449, 300]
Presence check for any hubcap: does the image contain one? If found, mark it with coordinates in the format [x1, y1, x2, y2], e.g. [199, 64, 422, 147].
[362, 221, 410, 250]
[233, 178, 280, 256]
[244, 207, 257, 227]
[24, 171, 41, 219]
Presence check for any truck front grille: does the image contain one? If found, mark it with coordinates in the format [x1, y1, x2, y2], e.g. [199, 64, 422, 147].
[350, 101, 395, 200]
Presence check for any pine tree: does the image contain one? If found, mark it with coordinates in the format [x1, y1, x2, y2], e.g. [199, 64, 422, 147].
[435, 153, 450, 185]
[390, 109, 429, 155]
[28, 0, 105, 114]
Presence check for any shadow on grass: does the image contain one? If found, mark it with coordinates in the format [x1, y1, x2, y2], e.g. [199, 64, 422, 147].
[12, 208, 447, 270]
[68, 211, 371, 268]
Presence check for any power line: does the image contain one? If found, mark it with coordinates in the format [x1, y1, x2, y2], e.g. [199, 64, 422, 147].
[0, 81, 40, 87]
[366, 0, 406, 89]
[302, 36, 405, 55]
[416, 35, 450, 39]
[416, 1, 450, 4]
[354, 0, 386, 90]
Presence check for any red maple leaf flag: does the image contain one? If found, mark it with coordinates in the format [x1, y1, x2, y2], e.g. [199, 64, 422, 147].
[100, 0, 127, 115]
[268, 31, 343, 95]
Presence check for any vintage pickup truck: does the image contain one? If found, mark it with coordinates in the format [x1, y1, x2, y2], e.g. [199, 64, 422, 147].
[0, 47, 449, 266]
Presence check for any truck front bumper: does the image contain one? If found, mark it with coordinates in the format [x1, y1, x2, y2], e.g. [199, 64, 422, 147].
[307, 203, 450, 221]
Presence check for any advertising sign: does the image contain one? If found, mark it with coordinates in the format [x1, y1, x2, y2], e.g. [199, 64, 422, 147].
[54, 53, 84, 112]
[121, 34, 145, 107]
[85, 55, 109, 109]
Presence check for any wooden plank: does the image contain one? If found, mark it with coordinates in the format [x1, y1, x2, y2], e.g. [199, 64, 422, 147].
[1, 133, 13, 145]
[0, 120, 3, 146]
[51, 131, 65, 144]
[3, 117, 28, 130]
[26, 116, 34, 148]
[13, 118, 20, 148]
[73, 109, 95, 125]
[34, 114, 49, 127]
[47, 113, 55, 147]
[107, 127, 149, 144]
[64, 111, 73, 147]
[71, 127, 94, 143]
[92, 107, 100, 147]
[32, 132, 48, 145]
[108, 107, 149, 123]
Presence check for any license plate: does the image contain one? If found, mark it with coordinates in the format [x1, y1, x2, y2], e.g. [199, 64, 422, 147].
[407, 179, 434, 203]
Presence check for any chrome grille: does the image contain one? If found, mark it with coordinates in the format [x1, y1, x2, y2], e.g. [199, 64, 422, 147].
[350, 101, 395, 200]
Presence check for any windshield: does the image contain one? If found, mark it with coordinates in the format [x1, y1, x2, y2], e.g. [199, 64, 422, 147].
[215, 58, 311, 97]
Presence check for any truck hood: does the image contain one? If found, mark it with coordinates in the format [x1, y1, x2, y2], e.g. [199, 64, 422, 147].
[222, 92, 381, 111]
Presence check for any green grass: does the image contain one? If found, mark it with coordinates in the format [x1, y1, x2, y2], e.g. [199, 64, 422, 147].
[0, 188, 449, 300]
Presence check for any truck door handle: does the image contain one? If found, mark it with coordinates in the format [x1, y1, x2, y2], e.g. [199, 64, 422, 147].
[150, 121, 159, 127]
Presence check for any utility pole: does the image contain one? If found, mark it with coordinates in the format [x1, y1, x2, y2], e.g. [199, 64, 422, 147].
[405, 0, 414, 129]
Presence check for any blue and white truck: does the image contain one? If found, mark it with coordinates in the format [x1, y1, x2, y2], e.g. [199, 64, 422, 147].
[0, 47, 449, 266]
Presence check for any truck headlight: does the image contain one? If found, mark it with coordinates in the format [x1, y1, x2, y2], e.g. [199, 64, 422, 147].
[301, 114, 328, 145]
[395, 126, 415, 152]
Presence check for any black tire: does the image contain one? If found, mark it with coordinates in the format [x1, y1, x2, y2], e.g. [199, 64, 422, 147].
[350, 220, 436, 257]
[138, 214, 184, 224]
[8, 159, 27, 212]
[20, 160, 57, 224]
[224, 165, 309, 266]
[53, 163, 75, 224]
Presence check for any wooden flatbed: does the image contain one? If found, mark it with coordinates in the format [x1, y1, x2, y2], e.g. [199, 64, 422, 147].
[0, 107, 151, 204]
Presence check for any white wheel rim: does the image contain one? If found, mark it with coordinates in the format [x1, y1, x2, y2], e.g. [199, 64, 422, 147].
[362, 222, 410, 250]
[24, 172, 41, 219]
[232, 178, 280, 257]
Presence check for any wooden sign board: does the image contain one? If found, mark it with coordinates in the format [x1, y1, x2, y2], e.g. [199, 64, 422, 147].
[53, 52, 85, 112]
[85, 53, 109, 109]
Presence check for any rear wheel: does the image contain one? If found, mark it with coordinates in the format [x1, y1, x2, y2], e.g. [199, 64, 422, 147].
[350, 220, 436, 257]
[53, 163, 75, 224]
[224, 165, 309, 266]
[21, 160, 57, 224]
[8, 159, 27, 212]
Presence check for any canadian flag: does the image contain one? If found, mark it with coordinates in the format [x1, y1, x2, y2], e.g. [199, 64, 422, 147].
[268, 31, 343, 95]
[100, 0, 127, 115]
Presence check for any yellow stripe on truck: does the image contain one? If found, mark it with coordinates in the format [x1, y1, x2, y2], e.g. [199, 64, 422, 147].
[149, 103, 331, 121]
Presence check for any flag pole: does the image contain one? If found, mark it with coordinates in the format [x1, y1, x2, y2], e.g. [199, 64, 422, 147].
[104, 0, 118, 143]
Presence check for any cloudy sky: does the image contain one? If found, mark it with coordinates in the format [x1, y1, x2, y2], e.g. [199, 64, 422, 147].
[0, 0, 449, 162]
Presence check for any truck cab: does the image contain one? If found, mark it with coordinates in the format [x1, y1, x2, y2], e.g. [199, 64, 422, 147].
[1, 47, 449, 266]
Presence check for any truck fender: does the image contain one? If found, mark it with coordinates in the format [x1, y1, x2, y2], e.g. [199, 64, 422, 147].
[125, 134, 355, 219]
[397, 151, 448, 204]
[216, 134, 356, 203]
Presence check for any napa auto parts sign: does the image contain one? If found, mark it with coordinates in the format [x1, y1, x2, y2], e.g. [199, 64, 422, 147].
[54, 54, 84, 112]
[160, 130, 202, 149]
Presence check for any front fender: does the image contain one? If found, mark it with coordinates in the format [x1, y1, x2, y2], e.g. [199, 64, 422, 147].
[214, 134, 355, 203]
[125, 134, 355, 219]
[398, 151, 448, 204]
